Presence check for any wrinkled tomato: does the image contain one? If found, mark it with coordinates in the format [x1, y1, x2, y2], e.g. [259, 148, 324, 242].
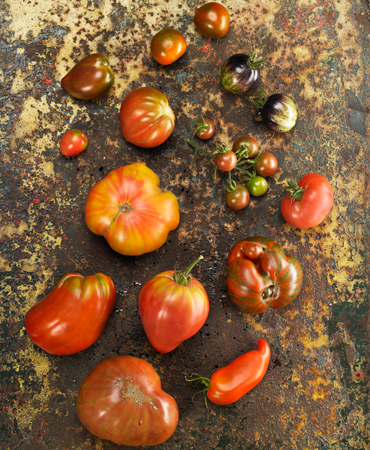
[151, 28, 187, 65]
[24, 273, 116, 355]
[194, 2, 230, 39]
[84, 163, 179, 256]
[77, 356, 179, 446]
[120, 87, 175, 148]
[60, 129, 88, 156]
[227, 236, 303, 314]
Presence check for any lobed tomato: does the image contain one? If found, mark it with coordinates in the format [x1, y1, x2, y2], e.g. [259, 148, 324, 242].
[225, 184, 250, 210]
[255, 152, 278, 177]
[77, 356, 179, 446]
[195, 118, 215, 139]
[232, 136, 259, 159]
[120, 87, 175, 148]
[281, 174, 333, 228]
[214, 150, 237, 171]
[60, 129, 88, 156]
[151, 28, 187, 65]
[246, 175, 268, 196]
[24, 273, 116, 355]
[85, 163, 179, 256]
[194, 2, 230, 39]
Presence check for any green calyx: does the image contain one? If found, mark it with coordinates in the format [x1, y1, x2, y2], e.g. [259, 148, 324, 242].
[191, 116, 209, 139]
[285, 176, 305, 201]
[185, 373, 211, 408]
[215, 143, 228, 154]
[243, 168, 257, 182]
[251, 90, 268, 109]
[224, 170, 236, 192]
[173, 255, 204, 286]
[247, 46, 266, 69]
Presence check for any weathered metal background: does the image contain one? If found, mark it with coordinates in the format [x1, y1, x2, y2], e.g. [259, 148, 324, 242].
[1, 0, 369, 449]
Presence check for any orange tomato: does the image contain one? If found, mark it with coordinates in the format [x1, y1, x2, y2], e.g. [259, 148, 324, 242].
[151, 28, 187, 65]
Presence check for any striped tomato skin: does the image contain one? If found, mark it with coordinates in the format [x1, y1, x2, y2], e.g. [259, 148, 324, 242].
[84, 163, 179, 256]
[227, 237, 302, 314]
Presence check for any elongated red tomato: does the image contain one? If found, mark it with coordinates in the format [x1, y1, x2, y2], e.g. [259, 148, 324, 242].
[151, 28, 187, 65]
[188, 339, 270, 405]
[84, 163, 179, 256]
[281, 174, 333, 228]
[24, 273, 116, 355]
[76, 356, 179, 446]
[120, 87, 175, 148]
[139, 256, 209, 353]
[227, 236, 302, 314]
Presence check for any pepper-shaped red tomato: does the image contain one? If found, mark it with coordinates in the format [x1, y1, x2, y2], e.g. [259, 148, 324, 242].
[61, 53, 114, 100]
[281, 174, 333, 228]
[151, 28, 187, 65]
[120, 87, 175, 148]
[139, 256, 209, 353]
[188, 339, 270, 405]
[77, 356, 179, 446]
[85, 163, 179, 256]
[227, 236, 302, 314]
[24, 273, 116, 355]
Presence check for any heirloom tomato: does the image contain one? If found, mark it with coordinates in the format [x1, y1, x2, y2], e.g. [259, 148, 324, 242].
[281, 174, 333, 228]
[151, 28, 187, 65]
[214, 151, 237, 171]
[84, 163, 179, 256]
[60, 129, 88, 156]
[227, 236, 303, 314]
[120, 87, 175, 148]
[77, 356, 179, 446]
[61, 53, 114, 100]
[188, 339, 270, 405]
[194, 2, 230, 39]
[139, 256, 209, 354]
[225, 184, 250, 210]
[255, 152, 278, 178]
[24, 273, 116, 355]
[232, 136, 259, 159]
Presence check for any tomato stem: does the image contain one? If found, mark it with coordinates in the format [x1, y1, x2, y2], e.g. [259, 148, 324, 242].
[173, 255, 204, 286]
[187, 140, 215, 159]
[185, 373, 211, 408]
[285, 176, 305, 201]
[191, 116, 209, 139]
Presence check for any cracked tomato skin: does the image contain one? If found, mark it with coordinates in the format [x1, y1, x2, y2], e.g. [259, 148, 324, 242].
[151, 28, 187, 65]
[84, 163, 179, 256]
[120, 87, 175, 148]
[61, 53, 114, 100]
[227, 236, 303, 314]
[76, 356, 179, 447]
[139, 271, 209, 354]
[194, 2, 230, 39]
[24, 273, 116, 355]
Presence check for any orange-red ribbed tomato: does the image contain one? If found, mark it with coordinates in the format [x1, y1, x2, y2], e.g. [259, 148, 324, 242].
[138, 257, 209, 353]
[84, 163, 179, 256]
[151, 28, 187, 65]
[120, 87, 175, 148]
[76, 356, 179, 446]
[24, 273, 116, 355]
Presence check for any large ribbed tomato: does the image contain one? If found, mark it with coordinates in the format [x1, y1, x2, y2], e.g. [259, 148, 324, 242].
[76, 356, 179, 446]
[24, 273, 116, 355]
[227, 237, 302, 314]
[120, 87, 175, 148]
[84, 163, 179, 256]
[139, 256, 209, 353]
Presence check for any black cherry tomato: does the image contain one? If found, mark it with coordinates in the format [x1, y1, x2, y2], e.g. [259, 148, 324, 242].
[255, 152, 278, 177]
[214, 151, 237, 171]
[194, 2, 230, 39]
[232, 136, 259, 158]
[225, 184, 250, 210]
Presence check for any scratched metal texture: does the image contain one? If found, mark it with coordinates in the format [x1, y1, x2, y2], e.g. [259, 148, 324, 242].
[0, 0, 369, 449]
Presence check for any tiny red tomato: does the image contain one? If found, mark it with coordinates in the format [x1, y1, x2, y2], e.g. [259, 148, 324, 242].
[60, 129, 88, 156]
[194, 2, 230, 39]
[225, 184, 250, 210]
[195, 118, 215, 139]
[232, 136, 259, 158]
[246, 176, 268, 196]
[151, 28, 187, 65]
[255, 152, 278, 177]
[214, 151, 237, 171]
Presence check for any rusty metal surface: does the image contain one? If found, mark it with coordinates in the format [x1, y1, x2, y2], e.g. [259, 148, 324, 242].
[1, 0, 369, 449]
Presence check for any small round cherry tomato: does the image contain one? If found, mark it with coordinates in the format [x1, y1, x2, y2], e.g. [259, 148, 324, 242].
[60, 129, 88, 156]
[195, 118, 215, 139]
[255, 152, 278, 177]
[215, 151, 237, 171]
[232, 136, 259, 158]
[194, 2, 230, 39]
[225, 184, 250, 210]
[150, 28, 187, 65]
[246, 176, 268, 197]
